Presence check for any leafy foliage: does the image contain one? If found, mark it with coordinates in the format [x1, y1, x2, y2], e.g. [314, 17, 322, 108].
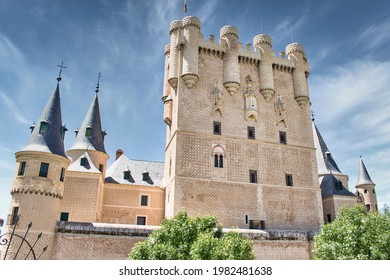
[129, 211, 255, 260]
[313, 205, 390, 260]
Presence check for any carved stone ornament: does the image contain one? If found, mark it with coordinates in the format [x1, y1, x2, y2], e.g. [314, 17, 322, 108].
[274, 95, 286, 127]
[211, 82, 223, 116]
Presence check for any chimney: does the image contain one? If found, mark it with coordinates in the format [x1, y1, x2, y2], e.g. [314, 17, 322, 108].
[116, 149, 124, 160]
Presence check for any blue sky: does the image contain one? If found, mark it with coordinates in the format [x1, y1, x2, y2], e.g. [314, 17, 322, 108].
[1, 0, 389, 227]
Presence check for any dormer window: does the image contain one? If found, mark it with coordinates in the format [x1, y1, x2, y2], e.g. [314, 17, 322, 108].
[142, 170, 150, 182]
[80, 157, 88, 167]
[124, 170, 131, 180]
[60, 126, 68, 141]
[325, 151, 331, 160]
[39, 121, 50, 134]
[85, 126, 92, 138]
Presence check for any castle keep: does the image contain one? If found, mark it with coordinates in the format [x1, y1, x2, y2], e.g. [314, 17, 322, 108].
[1, 16, 377, 260]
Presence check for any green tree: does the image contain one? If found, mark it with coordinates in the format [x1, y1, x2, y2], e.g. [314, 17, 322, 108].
[313, 204, 390, 260]
[129, 211, 255, 260]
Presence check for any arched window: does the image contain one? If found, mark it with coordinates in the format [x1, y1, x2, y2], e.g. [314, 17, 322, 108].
[212, 144, 225, 168]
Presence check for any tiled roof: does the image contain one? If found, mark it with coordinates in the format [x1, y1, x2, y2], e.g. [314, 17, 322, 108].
[312, 121, 342, 175]
[21, 82, 67, 158]
[356, 157, 375, 187]
[69, 93, 106, 153]
[319, 174, 356, 198]
[105, 154, 164, 187]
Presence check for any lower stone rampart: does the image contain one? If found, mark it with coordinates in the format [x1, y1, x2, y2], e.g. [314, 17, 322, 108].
[52, 222, 316, 260]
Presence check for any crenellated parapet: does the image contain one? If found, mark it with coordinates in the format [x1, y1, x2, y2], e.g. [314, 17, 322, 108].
[164, 16, 312, 114]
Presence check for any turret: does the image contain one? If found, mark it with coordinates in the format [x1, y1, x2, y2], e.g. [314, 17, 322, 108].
[286, 43, 310, 108]
[220, 25, 240, 94]
[355, 157, 378, 211]
[6, 72, 70, 259]
[181, 16, 201, 88]
[61, 77, 109, 223]
[253, 34, 275, 102]
[168, 20, 182, 90]
[67, 80, 109, 175]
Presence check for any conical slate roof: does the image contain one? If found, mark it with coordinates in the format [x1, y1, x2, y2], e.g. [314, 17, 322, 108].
[69, 93, 106, 153]
[312, 121, 342, 175]
[21, 80, 67, 157]
[356, 157, 375, 187]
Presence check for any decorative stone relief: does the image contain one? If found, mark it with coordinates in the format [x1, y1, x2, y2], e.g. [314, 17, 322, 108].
[211, 82, 223, 117]
[274, 94, 286, 127]
[244, 76, 258, 121]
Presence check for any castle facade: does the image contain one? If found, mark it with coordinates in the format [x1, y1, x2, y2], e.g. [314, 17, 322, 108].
[1, 16, 378, 260]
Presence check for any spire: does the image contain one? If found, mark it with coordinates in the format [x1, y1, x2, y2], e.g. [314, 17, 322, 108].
[312, 120, 342, 175]
[21, 71, 67, 158]
[69, 74, 106, 153]
[356, 157, 375, 187]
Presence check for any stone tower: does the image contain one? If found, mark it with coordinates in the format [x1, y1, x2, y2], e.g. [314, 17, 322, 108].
[5, 75, 70, 259]
[59, 80, 109, 222]
[355, 157, 378, 211]
[162, 16, 323, 230]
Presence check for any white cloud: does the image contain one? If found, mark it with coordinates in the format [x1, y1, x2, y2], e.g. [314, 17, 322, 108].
[356, 17, 390, 51]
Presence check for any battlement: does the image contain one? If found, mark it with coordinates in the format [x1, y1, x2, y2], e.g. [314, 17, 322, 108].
[165, 15, 310, 105]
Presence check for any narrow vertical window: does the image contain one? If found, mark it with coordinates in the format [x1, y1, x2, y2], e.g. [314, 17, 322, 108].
[10, 206, 19, 225]
[366, 204, 371, 211]
[286, 174, 293, 186]
[60, 167, 65, 182]
[249, 170, 258, 183]
[219, 155, 223, 168]
[279, 131, 287, 144]
[39, 163, 49, 177]
[18, 161, 26, 176]
[140, 195, 148, 206]
[327, 214, 331, 223]
[214, 154, 219, 167]
[99, 164, 104, 173]
[247, 126, 255, 139]
[213, 121, 221, 135]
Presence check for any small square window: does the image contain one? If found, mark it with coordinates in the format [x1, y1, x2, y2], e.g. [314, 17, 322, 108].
[39, 121, 50, 134]
[18, 161, 26, 176]
[364, 189, 368, 194]
[124, 170, 131, 180]
[249, 170, 258, 183]
[279, 131, 287, 144]
[213, 121, 221, 135]
[286, 174, 293, 186]
[39, 163, 49, 177]
[60, 212, 69, 222]
[137, 216, 146, 225]
[141, 195, 148, 206]
[247, 126, 255, 139]
[60, 168, 65, 182]
[85, 127, 92, 138]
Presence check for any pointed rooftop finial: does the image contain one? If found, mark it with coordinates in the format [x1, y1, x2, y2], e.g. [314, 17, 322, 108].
[56, 61, 67, 82]
[95, 72, 101, 94]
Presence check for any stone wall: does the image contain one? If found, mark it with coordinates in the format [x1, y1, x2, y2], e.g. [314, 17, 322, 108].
[50, 222, 314, 260]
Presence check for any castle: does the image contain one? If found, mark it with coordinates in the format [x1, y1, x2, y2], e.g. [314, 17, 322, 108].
[1, 16, 378, 260]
